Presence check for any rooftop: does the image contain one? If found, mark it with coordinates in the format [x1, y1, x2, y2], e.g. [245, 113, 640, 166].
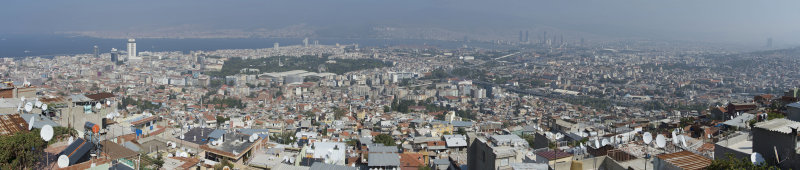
[655, 151, 712, 170]
[754, 118, 800, 134]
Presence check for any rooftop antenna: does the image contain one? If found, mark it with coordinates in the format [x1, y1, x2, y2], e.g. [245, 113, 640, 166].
[751, 152, 765, 165]
[24, 102, 33, 113]
[28, 116, 35, 130]
[249, 134, 258, 143]
[643, 132, 653, 145]
[41, 125, 54, 166]
[57, 155, 70, 168]
[655, 134, 666, 148]
[680, 135, 688, 147]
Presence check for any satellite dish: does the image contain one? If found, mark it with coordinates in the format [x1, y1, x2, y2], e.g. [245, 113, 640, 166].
[643, 132, 653, 144]
[106, 101, 111, 106]
[751, 152, 765, 165]
[20, 96, 25, 102]
[672, 131, 679, 144]
[222, 166, 231, 170]
[42, 104, 48, 111]
[180, 152, 189, 157]
[656, 134, 666, 148]
[28, 117, 35, 130]
[24, 102, 33, 112]
[40, 125, 54, 141]
[68, 136, 74, 144]
[249, 134, 258, 142]
[594, 139, 600, 148]
[680, 135, 688, 147]
[601, 139, 609, 146]
[57, 155, 70, 168]
[96, 103, 102, 109]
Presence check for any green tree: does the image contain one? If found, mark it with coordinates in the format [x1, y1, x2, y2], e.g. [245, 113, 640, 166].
[707, 153, 776, 170]
[374, 134, 396, 146]
[0, 129, 47, 169]
[456, 127, 466, 135]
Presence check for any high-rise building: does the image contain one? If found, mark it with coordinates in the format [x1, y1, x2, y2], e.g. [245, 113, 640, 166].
[314, 40, 319, 46]
[274, 42, 279, 49]
[525, 31, 529, 42]
[303, 37, 309, 47]
[93, 45, 99, 58]
[519, 31, 524, 42]
[110, 48, 119, 63]
[127, 39, 140, 61]
[767, 38, 773, 48]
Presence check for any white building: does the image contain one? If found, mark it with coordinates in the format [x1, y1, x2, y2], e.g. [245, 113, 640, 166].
[127, 39, 141, 61]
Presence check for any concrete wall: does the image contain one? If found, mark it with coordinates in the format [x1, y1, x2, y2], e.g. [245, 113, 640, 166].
[714, 133, 750, 161]
[788, 106, 800, 122]
[752, 127, 797, 166]
[467, 139, 495, 170]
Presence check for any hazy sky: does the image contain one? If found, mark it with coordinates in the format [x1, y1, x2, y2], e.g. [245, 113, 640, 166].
[2, 0, 798, 45]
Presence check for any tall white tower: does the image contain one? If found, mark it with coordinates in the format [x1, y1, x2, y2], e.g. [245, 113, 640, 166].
[303, 38, 309, 47]
[127, 39, 137, 59]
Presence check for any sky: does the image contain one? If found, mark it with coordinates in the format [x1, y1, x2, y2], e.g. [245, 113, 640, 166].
[1, 0, 799, 46]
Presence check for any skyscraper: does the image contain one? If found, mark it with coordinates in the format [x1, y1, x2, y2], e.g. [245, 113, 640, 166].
[767, 38, 773, 48]
[127, 39, 139, 60]
[93, 45, 99, 58]
[303, 38, 309, 47]
[519, 31, 524, 42]
[274, 42, 279, 49]
[525, 31, 529, 42]
[110, 48, 119, 63]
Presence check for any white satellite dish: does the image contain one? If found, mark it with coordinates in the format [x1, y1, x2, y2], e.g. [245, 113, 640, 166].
[680, 135, 688, 147]
[20, 97, 25, 102]
[672, 131, 679, 145]
[42, 104, 48, 111]
[35, 101, 42, 108]
[655, 134, 666, 148]
[28, 117, 35, 130]
[751, 152, 765, 165]
[643, 132, 653, 144]
[106, 101, 111, 106]
[57, 155, 70, 168]
[594, 139, 600, 148]
[180, 152, 189, 157]
[40, 125, 54, 141]
[601, 139, 609, 146]
[96, 103, 102, 109]
[180, 135, 185, 139]
[24, 102, 33, 112]
[68, 136, 74, 144]
[249, 134, 258, 142]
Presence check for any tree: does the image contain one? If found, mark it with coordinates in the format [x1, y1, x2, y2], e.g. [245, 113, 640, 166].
[456, 127, 466, 135]
[214, 159, 234, 170]
[333, 107, 347, 120]
[707, 153, 776, 170]
[374, 134, 396, 146]
[0, 129, 47, 169]
[216, 116, 230, 127]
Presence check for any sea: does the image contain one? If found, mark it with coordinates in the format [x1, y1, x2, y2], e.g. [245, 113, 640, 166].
[0, 34, 508, 59]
